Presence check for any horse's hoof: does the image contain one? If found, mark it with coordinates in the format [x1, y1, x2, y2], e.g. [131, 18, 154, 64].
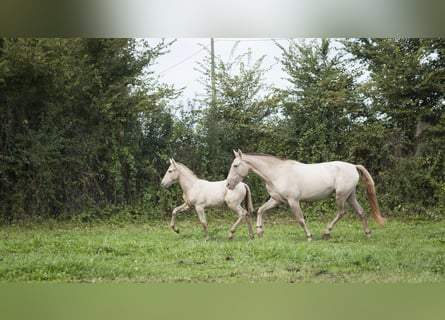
[322, 233, 330, 240]
[228, 233, 234, 240]
[307, 236, 313, 242]
[257, 230, 264, 237]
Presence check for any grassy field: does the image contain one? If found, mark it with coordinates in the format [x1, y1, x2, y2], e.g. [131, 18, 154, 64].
[1, 213, 444, 283]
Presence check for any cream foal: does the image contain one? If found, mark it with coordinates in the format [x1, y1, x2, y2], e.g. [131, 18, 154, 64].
[161, 159, 254, 241]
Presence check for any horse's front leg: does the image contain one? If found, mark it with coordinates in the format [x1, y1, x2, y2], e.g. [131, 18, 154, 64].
[288, 199, 312, 241]
[256, 197, 281, 237]
[170, 203, 189, 233]
[195, 206, 210, 242]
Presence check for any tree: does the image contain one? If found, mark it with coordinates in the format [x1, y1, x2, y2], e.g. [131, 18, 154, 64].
[346, 39, 444, 154]
[194, 42, 277, 179]
[346, 38, 445, 210]
[0, 38, 177, 221]
[276, 39, 362, 163]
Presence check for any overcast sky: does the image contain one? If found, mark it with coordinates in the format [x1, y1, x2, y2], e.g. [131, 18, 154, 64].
[146, 38, 291, 105]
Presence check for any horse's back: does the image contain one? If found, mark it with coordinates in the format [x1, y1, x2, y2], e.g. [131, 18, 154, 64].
[282, 161, 359, 201]
[323, 161, 359, 189]
[192, 179, 244, 208]
[196, 179, 227, 197]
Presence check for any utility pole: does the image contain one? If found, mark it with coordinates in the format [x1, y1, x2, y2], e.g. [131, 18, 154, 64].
[210, 38, 216, 108]
[208, 38, 221, 177]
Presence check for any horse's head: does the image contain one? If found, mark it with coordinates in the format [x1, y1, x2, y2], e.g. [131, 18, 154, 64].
[161, 158, 180, 188]
[226, 150, 249, 190]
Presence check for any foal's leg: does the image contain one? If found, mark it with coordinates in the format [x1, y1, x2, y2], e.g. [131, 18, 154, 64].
[195, 206, 210, 242]
[227, 204, 254, 240]
[170, 203, 190, 233]
[347, 192, 371, 237]
[256, 197, 281, 237]
[323, 194, 347, 239]
[288, 199, 312, 241]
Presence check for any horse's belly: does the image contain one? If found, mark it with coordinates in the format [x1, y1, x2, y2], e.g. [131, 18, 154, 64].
[188, 181, 226, 208]
[190, 191, 225, 208]
[204, 198, 226, 208]
[300, 187, 334, 202]
[281, 178, 334, 202]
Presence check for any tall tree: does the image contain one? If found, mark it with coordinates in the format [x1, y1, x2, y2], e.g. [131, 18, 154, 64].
[346, 38, 445, 209]
[0, 38, 176, 221]
[276, 39, 362, 162]
[195, 42, 276, 179]
[346, 39, 445, 155]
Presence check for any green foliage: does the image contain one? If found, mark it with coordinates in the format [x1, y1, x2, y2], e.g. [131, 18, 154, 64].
[345, 38, 445, 215]
[194, 42, 278, 179]
[0, 38, 178, 221]
[1, 38, 444, 221]
[275, 39, 362, 162]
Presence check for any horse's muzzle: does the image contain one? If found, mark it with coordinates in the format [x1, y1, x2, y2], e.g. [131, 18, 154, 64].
[161, 180, 172, 188]
[226, 178, 238, 190]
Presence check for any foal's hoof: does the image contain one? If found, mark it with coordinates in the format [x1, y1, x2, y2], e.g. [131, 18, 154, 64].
[171, 226, 180, 233]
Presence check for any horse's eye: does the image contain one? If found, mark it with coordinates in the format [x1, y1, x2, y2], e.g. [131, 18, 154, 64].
[233, 164, 238, 168]
[168, 170, 173, 173]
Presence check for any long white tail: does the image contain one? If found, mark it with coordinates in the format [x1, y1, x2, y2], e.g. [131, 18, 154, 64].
[356, 165, 387, 226]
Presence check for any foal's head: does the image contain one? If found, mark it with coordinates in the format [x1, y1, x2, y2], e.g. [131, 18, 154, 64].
[161, 159, 180, 188]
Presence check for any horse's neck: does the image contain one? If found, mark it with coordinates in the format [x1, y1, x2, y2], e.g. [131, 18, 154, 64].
[177, 165, 199, 194]
[244, 154, 282, 185]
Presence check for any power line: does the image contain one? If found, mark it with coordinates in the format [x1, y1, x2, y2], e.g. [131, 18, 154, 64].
[214, 38, 289, 42]
[159, 44, 209, 75]
[157, 38, 289, 75]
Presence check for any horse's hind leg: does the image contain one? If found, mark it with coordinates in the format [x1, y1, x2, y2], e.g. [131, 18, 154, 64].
[347, 191, 371, 237]
[228, 204, 254, 240]
[323, 195, 347, 239]
[245, 212, 254, 239]
[195, 206, 210, 242]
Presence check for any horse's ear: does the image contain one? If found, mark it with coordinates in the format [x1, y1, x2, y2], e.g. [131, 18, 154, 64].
[238, 149, 243, 158]
[233, 150, 242, 158]
[170, 158, 177, 167]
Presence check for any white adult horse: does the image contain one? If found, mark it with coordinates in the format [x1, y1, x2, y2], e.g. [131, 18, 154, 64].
[226, 150, 386, 241]
[161, 159, 254, 241]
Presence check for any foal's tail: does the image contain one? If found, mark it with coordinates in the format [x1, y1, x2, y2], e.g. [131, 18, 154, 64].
[243, 183, 254, 215]
[355, 165, 387, 226]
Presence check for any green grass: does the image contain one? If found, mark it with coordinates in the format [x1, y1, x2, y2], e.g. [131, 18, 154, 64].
[1, 213, 444, 283]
